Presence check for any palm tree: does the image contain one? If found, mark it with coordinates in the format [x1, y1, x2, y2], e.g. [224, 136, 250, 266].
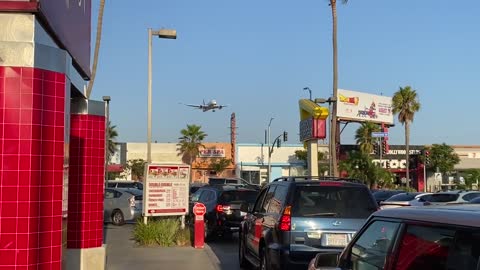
[329, 0, 348, 177]
[392, 86, 421, 188]
[107, 121, 118, 161]
[86, 0, 106, 98]
[177, 124, 207, 181]
[355, 122, 380, 154]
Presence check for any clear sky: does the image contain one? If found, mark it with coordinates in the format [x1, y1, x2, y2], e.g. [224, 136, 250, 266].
[89, 0, 480, 146]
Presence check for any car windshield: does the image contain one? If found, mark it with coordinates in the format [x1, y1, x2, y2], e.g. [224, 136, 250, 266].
[425, 193, 459, 202]
[373, 190, 403, 201]
[385, 193, 422, 202]
[219, 190, 258, 204]
[292, 185, 377, 218]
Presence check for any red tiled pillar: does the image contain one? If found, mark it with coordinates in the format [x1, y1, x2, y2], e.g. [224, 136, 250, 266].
[67, 111, 105, 249]
[0, 66, 65, 270]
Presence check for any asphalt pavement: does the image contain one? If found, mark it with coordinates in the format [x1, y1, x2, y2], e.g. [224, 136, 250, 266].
[104, 224, 234, 270]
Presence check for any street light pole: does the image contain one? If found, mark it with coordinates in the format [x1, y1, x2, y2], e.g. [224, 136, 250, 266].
[103, 96, 111, 189]
[267, 117, 274, 182]
[146, 28, 177, 164]
[147, 28, 153, 164]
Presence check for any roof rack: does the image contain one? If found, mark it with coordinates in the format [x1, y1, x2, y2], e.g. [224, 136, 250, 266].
[272, 176, 362, 183]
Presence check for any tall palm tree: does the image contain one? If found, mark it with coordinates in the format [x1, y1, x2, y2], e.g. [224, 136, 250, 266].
[177, 124, 207, 181]
[107, 121, 118, 161]
[330, 0, 348, 177]
[355, 122, 380, 154]
[86, 0, 106, 98]
[392, 86, 421, 187]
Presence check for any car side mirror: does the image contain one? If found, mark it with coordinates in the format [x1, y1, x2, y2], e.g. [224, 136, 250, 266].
[314, 252, 340, 269]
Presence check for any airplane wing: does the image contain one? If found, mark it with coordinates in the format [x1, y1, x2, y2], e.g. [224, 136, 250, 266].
[180, 102, 203, 108]
[186, 104, 202, 108]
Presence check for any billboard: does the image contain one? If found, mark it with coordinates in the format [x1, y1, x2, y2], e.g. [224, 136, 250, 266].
[143, 164, 190, 217]
[38, 0, 91, 78]
[336, 89, 393, 125]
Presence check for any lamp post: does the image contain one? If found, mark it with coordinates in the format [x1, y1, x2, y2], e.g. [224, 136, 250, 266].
[147, 28, 177, 164]
[303, 87, 312, 100]
[314, 97, 337, 176]
[103, 96, 111, 189]
[267, 117, 274, 182]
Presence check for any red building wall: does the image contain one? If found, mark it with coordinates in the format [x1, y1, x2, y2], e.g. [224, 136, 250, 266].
[0, 66, 66, 269]
[67, 114, 105, 249]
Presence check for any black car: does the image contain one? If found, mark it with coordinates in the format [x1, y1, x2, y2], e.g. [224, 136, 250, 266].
[208, 177, 261, 190]
[189, 185, 259, 240]
[372, 189, 404, 205]
[239, 176, 378, 270]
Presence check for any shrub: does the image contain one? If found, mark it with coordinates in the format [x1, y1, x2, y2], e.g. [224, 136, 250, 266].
[133, 218, 180, 247]
[175, 228, 191, 247]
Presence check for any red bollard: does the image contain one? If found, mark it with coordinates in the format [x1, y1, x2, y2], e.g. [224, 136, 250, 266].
[193, 203, 207, 249]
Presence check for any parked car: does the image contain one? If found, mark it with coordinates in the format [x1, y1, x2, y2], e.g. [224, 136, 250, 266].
[239, 176, 378, 270]
[468, 197, 480, 204]
[189, 184, 259, 240]
[379, 192, 432, 209]
[309, 205, 480, 270]
[208, 177, 260, 190]
[422, 190, 480, 205]
[372, 190, 404, 205]
[104, 188, 143, 226]
[107, 180, 143, 190]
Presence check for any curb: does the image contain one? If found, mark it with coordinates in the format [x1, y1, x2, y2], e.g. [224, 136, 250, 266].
[204, 244, 222, 270]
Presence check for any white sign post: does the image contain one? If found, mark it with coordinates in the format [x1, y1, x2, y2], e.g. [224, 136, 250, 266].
[143, 164, 190, 225]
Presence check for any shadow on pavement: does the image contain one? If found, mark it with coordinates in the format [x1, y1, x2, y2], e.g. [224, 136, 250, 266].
[207, 233, 241, 270]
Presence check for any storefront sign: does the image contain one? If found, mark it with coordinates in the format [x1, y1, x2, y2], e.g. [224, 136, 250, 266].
[299, 118, 326, 141]
[143, 164, 190, 217]
[199, 149, 225, 158]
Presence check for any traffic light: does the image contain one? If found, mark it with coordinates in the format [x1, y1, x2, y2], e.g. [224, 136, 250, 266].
[283, 131, 288, 142]
[373, 143, 379, 155]
[424, 150, 431, 165]
[382, 139, 388, 155]
[277, 139, 281, 148]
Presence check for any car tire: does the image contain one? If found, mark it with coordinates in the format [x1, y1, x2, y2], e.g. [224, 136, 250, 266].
[260, 246, 271, 270]
[239, 232, 251, 269]
[111, 209, 125, 226]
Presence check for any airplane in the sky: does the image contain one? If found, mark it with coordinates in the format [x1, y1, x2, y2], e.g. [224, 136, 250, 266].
[181, 99, 227, 112]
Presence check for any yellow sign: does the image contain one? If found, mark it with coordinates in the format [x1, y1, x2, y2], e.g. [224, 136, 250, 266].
[298, 99, 329, 120]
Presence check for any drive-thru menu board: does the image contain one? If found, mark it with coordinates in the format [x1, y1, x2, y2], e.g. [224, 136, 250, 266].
[143, 164, 190, 217]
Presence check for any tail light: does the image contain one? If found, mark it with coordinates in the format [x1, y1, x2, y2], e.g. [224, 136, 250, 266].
[216, 204, 231, 213]
[279, 206, 292, 231]
[129, 196, 136, 207]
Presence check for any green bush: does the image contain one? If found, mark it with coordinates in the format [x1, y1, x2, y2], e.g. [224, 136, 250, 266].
[133, 218, 183, 247]
[175, 228, 191, 247]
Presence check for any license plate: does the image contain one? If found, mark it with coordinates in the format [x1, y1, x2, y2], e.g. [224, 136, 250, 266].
[325, 234, 348, 247]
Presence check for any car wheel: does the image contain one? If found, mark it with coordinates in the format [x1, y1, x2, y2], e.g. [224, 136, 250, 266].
[260, 246, 271, 270]
[111, 210, 125, 226]
[239, 232, 251, 269]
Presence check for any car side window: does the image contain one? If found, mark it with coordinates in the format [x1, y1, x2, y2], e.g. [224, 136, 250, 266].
[253, 189, 268, 213]
[346, 221, 401, 270]
[463, 192, 480, 201]
[105, 190, 115, 199]
[191, 190, 203, 202]
[114, 191, 122, 198]
[262, 186, 276, 213]
[268, 185, 287, 214]
[199, 190, 215, 203]
[395, 225, 455, 270]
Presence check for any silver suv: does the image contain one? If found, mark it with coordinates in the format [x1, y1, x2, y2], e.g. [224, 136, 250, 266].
[421, 190, 480, 205]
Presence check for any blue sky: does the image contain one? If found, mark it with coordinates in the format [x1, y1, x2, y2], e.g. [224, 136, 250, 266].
[90, 0, 480, 146]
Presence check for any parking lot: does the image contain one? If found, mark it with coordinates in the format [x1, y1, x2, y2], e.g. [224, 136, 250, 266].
[104, 224, 241, 270]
